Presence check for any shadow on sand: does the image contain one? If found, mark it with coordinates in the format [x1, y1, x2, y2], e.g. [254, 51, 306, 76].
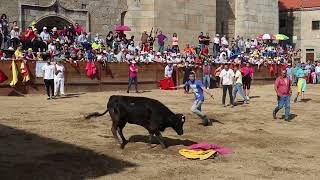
[280, 114, 298, 121]
[300, 98, 312, 103]
[128, 135, 197, 148]
[0, 124, 136, 180]
[53, 93, 86, 99]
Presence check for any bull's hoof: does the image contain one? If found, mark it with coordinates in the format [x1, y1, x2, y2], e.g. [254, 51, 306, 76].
[120, 144, 125, 149]
[120, 141, 128, 149]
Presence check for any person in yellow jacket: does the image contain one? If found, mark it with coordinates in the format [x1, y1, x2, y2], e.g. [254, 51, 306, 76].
[9, 60, 18, 87]
[91, 40, 102, 52]
[14, 45, 24, 60]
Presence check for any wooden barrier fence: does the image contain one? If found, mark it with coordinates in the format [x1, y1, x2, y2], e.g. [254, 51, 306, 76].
[0, 61, 279, 95]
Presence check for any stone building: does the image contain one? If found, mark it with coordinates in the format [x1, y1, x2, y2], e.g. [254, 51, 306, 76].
[217, 0, 279, 39]
[279, 0, 320, 63]
[0, 0, 279, 47]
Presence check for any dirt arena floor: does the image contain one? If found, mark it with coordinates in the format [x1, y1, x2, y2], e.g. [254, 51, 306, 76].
[1, 84, 320, 180]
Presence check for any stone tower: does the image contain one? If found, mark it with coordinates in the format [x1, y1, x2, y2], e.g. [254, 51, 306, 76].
[124, 0, 217, 47]
[234, 0, 279, 38]
[216, 0, 279, 39]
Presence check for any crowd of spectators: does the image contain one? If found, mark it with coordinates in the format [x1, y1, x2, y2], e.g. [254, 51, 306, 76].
[0, 13, 315, 69]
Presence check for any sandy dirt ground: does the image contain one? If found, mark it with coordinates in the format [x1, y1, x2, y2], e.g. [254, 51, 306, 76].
[1, 84, 320, 180]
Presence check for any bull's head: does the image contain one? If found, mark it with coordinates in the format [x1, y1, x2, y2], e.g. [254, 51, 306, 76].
[173, 113, 185, 135]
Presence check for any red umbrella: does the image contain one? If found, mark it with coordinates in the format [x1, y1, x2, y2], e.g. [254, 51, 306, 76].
[114, 25, 131, 31]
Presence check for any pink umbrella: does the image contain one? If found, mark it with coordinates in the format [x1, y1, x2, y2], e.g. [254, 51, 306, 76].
[257, 34, 275, 40]
[114, 25, 131, 31]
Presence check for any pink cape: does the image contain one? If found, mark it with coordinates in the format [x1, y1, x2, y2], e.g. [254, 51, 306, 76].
[186, 143, 234, 155]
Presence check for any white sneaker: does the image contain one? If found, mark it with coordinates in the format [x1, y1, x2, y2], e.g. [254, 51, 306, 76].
[246, 96, 250, 101]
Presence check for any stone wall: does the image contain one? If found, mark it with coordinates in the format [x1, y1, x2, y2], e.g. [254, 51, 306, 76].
[300, 10, 320, 62]
[124, 0, 216, 49]
[280, 9, 320, 62]
[0, 0, 281, 49]
[279, 11, 301, 48]
[216, 0, 236, 38]
[0, 0, 127, 35]
[235, 0, 279, 39]
[124, 0, 156, 45]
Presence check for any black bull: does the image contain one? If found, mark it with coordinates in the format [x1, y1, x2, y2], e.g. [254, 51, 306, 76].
[85, 95, 185, 149]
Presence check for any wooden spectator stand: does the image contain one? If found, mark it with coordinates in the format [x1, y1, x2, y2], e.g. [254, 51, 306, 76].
[0, 60, 280, 96]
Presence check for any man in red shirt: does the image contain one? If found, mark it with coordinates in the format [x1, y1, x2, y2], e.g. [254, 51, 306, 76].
[273, 69, 292, 122]
[74, 23, 83, 36]
[127, 60, 139, 93]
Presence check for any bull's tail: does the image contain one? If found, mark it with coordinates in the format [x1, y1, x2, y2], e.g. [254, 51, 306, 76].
[85, 109, 109, 119]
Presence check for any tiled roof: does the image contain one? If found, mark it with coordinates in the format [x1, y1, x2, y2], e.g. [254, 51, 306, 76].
[279, 0, 320, 11]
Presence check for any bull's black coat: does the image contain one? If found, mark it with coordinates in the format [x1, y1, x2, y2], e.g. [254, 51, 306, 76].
[86, 95, 185, 149]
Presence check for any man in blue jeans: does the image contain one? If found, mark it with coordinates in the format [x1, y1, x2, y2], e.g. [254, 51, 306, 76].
[202, 61, 211, 89]
[232, 65, 248, 105]
[175, 72, 212, 126]
[186, 72, 210, 126]
[273, 69, 292, 122]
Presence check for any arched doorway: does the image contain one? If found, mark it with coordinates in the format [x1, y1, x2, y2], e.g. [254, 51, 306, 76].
[36, 16, 73, 31]
[20, 0, 89, 32]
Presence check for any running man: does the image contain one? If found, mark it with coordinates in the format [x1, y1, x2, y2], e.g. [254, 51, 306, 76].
[232, 65, 248, 105]
[293, 64, 307, 102]
[176, 72, 212, 126]
[273, 69, 292, 122]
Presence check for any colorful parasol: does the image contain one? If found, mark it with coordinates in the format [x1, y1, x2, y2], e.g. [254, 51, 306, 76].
[114, 25, 131, 31]
[275, 34, 289, 40]
[257, 34, 276, 40]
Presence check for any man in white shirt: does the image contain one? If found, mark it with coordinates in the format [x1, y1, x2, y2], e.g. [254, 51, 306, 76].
[10, 26, 20, 48]
[213, 34, 220, 58]
[77, 31, 88, 43]
[54, 60, 65, 97]
[40, 27, 50, 43]
[315, 63, 320, 84]
[232, 65, 248, 105]
[245, 39, 251, 53]
[41, 60, 55, 100]
[165, 63, 174, 78]
[219, 64, 234, 106]
[221, 35, 229, 48]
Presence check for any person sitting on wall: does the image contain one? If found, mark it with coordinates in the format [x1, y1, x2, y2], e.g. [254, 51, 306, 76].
[24, 48, 36, 61]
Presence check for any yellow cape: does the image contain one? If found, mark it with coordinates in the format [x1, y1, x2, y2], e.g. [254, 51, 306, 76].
[10, 61, 18, 87]
[179, 149, 216, 160]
